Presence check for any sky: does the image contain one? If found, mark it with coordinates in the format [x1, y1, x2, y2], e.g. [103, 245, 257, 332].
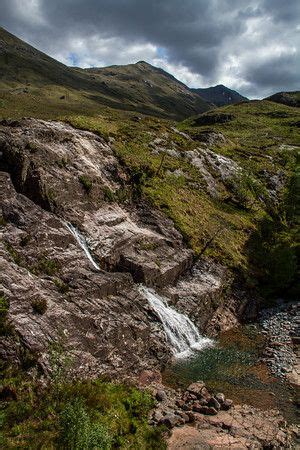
[1, 0, 299, 98]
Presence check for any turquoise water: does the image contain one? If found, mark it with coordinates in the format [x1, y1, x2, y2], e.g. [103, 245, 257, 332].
[163, 326, 298, 423]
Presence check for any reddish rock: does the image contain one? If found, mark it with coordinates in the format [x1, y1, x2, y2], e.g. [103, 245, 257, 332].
[207, 397, 221, 411]
[155, 389, 167, 402]
[221, 398, 233, 411]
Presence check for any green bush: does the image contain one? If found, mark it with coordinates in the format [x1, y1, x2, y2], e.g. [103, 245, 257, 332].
[58, 399, 112, 449]
[31, 256, 59, 276]
[54, 278, 69, 294]
[79, 175, 93, 193]
[31, 298, 47, 314]
[4, 242, 22, 265]
[0, 295, 12, 336]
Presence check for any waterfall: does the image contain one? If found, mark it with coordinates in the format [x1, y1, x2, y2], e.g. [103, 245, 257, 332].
[65, 222, 101, 271]
[65, 222, 213, 358]
[139, 285, 213, 357]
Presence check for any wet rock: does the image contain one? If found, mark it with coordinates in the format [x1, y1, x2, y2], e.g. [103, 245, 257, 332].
[207, 397, 221, 411]
[221, 399, 233, 410]
[155, 389, 167, 402]
[158, 413, 184, 429]
[215, 392, 225, 404]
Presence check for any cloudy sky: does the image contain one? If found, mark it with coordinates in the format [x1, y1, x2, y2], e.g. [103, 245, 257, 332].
[1, 0, 299, 98]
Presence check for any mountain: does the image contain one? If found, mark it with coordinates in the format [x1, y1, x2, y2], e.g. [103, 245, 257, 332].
[0, 27, 212, 120]
[81, 61, 213, 119]
[266, 91, 300, 107]
[192, 84, 248, 107]
[1, 25, 300, 450]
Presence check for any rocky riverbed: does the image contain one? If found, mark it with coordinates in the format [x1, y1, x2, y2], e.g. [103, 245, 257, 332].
[260, 301, 300, 384]
[138, 373, 298, 449]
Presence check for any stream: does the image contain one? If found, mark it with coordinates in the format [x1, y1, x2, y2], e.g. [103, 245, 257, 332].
[66, 222, 299, 424]
[163, 325, 299, 424]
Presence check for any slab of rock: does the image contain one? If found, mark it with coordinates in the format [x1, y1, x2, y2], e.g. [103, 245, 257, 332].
[168, 405, 294, 449]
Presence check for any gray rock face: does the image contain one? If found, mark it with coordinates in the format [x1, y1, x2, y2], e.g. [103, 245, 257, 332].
[0, 118, 192, 288]
[184, 147, 241, 198]
[0, 119, 194, 376]
[0, 173, 172, 377]
[0, 118, 256, 377]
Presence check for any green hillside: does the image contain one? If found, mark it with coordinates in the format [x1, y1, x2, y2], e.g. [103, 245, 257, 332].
[0, 27, 212, 120]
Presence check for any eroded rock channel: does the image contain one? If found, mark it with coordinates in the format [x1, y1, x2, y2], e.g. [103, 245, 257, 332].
[0, 119, 298, 448]
[0, 118, 251, 376]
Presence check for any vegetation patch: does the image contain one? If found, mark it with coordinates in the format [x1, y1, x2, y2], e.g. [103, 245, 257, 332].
[53, 278, 69, 294]
[30, 256, 59, 276]
[31, 298, 48, 315]
[0, 295, 12, 336]
[0, 370, 166, 449]
[79, 174, 93, 194]
[4, 242, 22, 266]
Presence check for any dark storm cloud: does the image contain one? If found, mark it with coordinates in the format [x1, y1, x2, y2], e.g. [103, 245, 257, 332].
[1, 0, 299, 98]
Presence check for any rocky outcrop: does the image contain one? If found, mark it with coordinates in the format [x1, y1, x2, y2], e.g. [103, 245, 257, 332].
[0, 118, 192, 287]
[0, 118, 195, 376]
[0, 173, 172, 376]
[0, 118, 256, 376]
[260, 302, 300, 383]
[162, 260, 258, 335]
[184, 147, 241, 198]
[138, 375, 295, 449]
[168, 405, 293, 449]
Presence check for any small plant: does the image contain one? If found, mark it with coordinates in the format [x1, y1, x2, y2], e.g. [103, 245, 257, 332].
[49, 335, 73, 384]
[0, 216, 7, 227]
[57, 157, 68, 168]
[31, 256, 59, 276]
[58, 399, 112, 450]
[45, 188, 57, 206]
[0, 295, 12, 336]
[4, 242, 22, 266]
[31, 298, 47, 314]
[139, 239, 158, 251]
[102, 186, 130, 203]
[25, 141, 39, 153]
[79, 175, 93, 193]
[53, 278, 69, 294]
[102, 186, 115, 202]
[20, 234, 31, 247]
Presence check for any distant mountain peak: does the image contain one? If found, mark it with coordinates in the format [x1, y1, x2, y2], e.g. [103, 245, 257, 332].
[192, 85, 248, 107]
[0, 28, 213, 120]
[265, 91, 300, 108]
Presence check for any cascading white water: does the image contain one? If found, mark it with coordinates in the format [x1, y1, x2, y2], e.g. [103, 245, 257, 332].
[139, 285, 213, 357]
[65, 222, 101, 271]
[65, 222, 213, 358]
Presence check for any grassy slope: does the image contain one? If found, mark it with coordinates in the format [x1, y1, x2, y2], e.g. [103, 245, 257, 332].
[1, 102, 298, 447]
[1, 30, 299, 447]
[0, 364, 165, 449]
[0, 27, 211, 120]
[62, 101, 299, 273]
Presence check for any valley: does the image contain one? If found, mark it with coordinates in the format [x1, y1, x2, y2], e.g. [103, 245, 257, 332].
[0, 26, 299, 449]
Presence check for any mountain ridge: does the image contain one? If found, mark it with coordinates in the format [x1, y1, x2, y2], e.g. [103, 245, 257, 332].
[192, 84, 248, 107]
[0, 26, 212, 120]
